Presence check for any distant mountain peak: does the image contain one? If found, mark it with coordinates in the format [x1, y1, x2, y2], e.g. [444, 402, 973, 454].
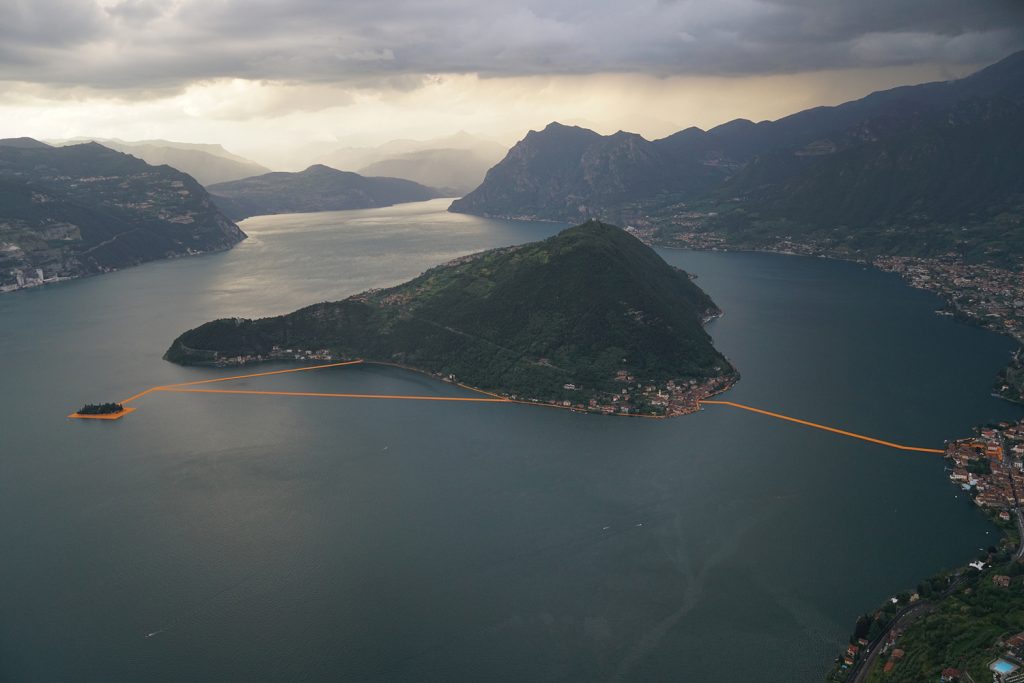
[541, 121, 589, 133]
[302, 163, 340, 174]
[712, 118, 756, 132]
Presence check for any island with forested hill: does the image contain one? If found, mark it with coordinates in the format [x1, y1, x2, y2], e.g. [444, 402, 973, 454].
[164, 221, 737, 416]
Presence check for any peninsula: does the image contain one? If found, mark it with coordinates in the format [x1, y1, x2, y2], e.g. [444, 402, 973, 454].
[165, 221, 737, 416]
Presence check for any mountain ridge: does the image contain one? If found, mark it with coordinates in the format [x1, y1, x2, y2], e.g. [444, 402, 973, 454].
[48, 138, 270, 186]
[0, 139, 245, 291]
[451, 50, 1024, 264]
[208, 165, 445, 220]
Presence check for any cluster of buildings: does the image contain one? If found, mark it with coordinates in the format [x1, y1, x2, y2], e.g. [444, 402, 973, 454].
[212, 346, 339, 367]
[626, 215, 728, 251]
[0, 222, 75, 292]
[1, 266, 74, 292]
[947, 420, 1024, 510]
[560, 373, 734, 416]
[1, 266, 54, 292]
[841, 638, 871, 669]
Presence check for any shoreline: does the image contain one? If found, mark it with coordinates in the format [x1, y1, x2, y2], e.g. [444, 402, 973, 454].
[169, 354, 740, 420]
[645, 236, 1024, 401]
[0, 239, 244, 296]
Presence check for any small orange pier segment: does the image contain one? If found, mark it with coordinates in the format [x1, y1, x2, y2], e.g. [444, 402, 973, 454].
[698, 400, 945, 454]
[68, 406, 137, 420]
[455, 381, 507, 400]
[120, 386, 164, 404]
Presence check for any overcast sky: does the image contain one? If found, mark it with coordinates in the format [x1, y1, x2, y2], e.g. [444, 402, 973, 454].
[2, 0, 1022, 167]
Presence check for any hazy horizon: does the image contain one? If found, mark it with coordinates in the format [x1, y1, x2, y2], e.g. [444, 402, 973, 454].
[3, 1, 1023, 169]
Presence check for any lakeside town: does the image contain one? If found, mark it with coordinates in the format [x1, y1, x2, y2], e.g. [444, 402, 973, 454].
[948, 420, 1024, 512]
[544, 372, 736, 417]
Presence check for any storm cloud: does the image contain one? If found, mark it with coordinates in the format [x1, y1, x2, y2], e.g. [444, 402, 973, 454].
[2, 0, 1022, 92]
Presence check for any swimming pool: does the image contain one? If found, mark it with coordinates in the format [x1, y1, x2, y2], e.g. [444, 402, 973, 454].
[992, 659, 1019, 675]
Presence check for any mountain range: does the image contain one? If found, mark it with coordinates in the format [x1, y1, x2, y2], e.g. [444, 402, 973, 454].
[0, 138, 244, 291]
[207, 165, 445, 221]
[165, 221, 734, 415]
[49, 138, 269, 186]
[311, 131, 507, 195]
[452, 50, 1024, 264]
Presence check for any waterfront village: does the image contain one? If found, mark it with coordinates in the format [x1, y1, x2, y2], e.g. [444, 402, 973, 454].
[533, 371, 733, 417]
[209, 345, 734, 417]
[822, 416, 1024, 683]
[948, 421, 1024, 512]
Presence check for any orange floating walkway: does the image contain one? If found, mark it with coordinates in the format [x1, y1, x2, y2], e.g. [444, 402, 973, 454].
[75, 360, 947, 454]
[161, 360, 366, 389]
[107, 359, 511, 409]
[160, 387, 511, 403]
[698, 400, 946, 454]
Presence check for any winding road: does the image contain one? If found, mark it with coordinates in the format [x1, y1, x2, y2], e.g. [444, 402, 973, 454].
[846, 598, 938, 683]
[1016, 508, 1024, 562]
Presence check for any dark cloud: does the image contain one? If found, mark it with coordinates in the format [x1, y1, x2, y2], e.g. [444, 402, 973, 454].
[0, 0, 106, 48]
[1, 0, 1022, 91]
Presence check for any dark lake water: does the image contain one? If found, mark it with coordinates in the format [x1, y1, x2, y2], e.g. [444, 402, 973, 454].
[1, 198, 1020, 682]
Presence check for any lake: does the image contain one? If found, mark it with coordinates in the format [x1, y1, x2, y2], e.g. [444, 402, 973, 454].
[1, 198, 1020, 681]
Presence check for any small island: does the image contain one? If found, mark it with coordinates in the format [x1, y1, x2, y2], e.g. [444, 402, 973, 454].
[164, 221, 738, 416]
[68, 402, 134, 420]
